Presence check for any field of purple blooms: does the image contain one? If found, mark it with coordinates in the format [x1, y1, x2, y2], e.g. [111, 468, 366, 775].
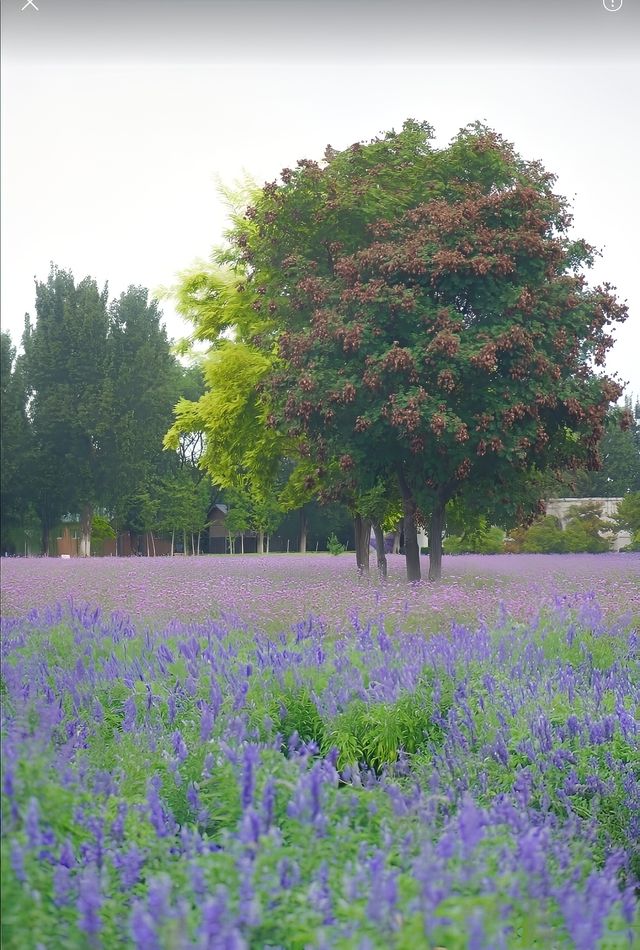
[1, 552, 639, 630]
[1, 554, 639, 948]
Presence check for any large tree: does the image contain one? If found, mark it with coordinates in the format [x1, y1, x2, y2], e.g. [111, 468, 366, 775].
[22, 267, 111, 555]
[228, 120, 627, 580]
[22, 269, 185, 555]
[0, 332, 34, 552]
[162, 261, 314, 550]
[105, 285, 184, 538]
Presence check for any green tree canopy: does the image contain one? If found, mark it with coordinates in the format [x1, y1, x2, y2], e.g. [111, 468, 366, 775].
[226, 119, 627, 580]
[612, 492, 640, 550]
[569, 397, 640, 497]
[22, 266, 111, 554]
[1, 332, 34, 552]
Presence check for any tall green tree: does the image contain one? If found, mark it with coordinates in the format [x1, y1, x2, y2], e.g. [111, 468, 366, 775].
[570, 397, 640, 497]
[0, 332, 33, 552]
[228, 120, 627, 581]
[22, 266, 111, 555]
[157, 468, 213, 555]
[105, 285, 184, 531]
[162, 260, 308, 550]
[612, 492, 640, 550]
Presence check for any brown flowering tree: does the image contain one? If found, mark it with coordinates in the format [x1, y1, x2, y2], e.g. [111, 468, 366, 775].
[228, 120, 628, 581]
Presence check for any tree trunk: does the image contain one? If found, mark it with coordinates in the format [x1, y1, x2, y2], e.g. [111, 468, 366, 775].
[79, 503, 93, 558]
[266, 535, 270, 553]
[299, 508, 307, 554]
[41, 521, 50, 556]
[197, 532, 201, 556]
[428, 501, 446, 582]
[397, 469, 421, 582]
[372, 523, 387, 580]
[392, 527, 401, 555]
[257, 529, 264, 555]
[171, 529, 175, 557]
[151, 532, 156, 557]
[354, 514, 372, 574]
[191, 532, 195, 555]
[183, 529, 188, 556]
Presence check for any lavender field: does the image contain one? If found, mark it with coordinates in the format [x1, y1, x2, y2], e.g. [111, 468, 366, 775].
[1, 554, 639, 948]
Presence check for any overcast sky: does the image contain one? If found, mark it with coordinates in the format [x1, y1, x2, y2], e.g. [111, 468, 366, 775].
[2, 0, 639, 395]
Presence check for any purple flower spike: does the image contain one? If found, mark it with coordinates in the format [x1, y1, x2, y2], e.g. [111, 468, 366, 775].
[10, 839, 26, 883]
[130, 901, 160, 950]
[77, 867, 102, 937]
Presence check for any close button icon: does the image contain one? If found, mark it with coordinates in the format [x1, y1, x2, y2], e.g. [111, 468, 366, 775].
[21, 0, 39, 9]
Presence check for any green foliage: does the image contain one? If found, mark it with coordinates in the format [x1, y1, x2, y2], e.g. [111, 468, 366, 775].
[0, 333, 34, 552]
[321, 686, 446, 771]
[10, 269, 184, 553]
[326, 532, 347, 555]
[446, 525, 505, 555]
[517, 503, 613, 553]
[103, 285, 184, 514]
[570, 397, 640, 497]
[157, 468, 212, 540]
[2, 607, 638, 948]
[218, 119, 627, 582]
[90, 514, 116, 542]
[162, 261, 294, 505]
[613, 491, 640, 550]
[21, 267, 111, 550]
[521, 515, 567, 553]
[563, 501, 611, 553]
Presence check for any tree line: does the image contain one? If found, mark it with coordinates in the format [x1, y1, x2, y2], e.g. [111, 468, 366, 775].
[3, 121, 639, 574]
[0, 268, 356, 558]
[0, 268, 208, 556]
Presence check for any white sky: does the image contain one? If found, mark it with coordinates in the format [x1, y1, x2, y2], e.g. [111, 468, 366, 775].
[2, 2, 639, 396]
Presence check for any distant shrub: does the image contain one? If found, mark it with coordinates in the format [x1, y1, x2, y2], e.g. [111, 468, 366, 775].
[517, 503, 613, 554]
[326, 532, 347, 556]
[563, 502, 611, 553]
[445, 523, 505, 554]
[522, 516, 566, 553]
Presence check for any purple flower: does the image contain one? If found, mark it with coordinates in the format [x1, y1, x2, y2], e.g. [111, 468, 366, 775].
[241, 745, 260, 808]
[116, 845, 145, 890]
[53, 864, 73, 906]
[147, 873, 171, 921]
[278, 858, 301, 890]
[123, 696, 137, 732]
[60, 839, 76, 868]
[147, 777, 175, 838]
[172, 729, 188, 763]
[261, 776, 276, 831]
[110, 802, 127, 843]
[200, 705, 215, 744]
[457, 796, 485, 857]
[25, 797, 41, 847]
[130, 901, 160, 950]
[77, 867, 102, 937]
[167, 694, 177, 725]
[10, 839, 26, 882]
